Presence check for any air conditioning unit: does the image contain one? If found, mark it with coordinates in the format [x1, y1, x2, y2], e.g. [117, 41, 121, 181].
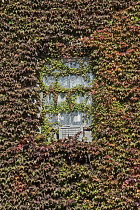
[59, 126, 83, 140]
[59, 126, 92, 142]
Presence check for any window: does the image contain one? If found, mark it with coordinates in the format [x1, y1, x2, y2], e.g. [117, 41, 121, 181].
[41, 58, 94, 141]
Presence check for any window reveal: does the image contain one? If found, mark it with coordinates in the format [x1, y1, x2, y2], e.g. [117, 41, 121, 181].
[42, 58, 94, 141]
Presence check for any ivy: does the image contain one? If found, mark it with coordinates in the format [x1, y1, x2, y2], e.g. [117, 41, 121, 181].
[1, 0, 139, 209]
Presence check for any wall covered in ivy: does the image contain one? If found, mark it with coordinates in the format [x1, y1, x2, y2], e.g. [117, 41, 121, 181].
[1, 0, 139, 209]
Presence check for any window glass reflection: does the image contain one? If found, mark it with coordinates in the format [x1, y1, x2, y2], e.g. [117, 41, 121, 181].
[70, 61, 80, 68]
[70, 111, 82, 125]
[63, 58, 89, 69]
[45, 94, 53, 105]
[58, 112, 70, 125]
[58, 93, 66, 103]
[63, 59, 80, 68]
[58, 76, 69, 88]
[70, 75, 82, 88]
[75, 95, 89, 104]
[82, 73, 94, 87]
[82, 113, 92, 125]
[43, 76, 56, 86]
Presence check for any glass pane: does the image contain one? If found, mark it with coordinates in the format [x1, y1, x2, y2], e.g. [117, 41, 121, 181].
[58, 76, 69, 88]
[64, 62, 70, 68]
[43, 76, 56, 86]
[83, 60, 88, 67]
[86, 94, 92, 105]
[53, 69, 60, 73]
[70, 60, 80, 68]
[75, 94, 92, 105]
[58, 112, 70, 125]
[45, 94, 53, 105]
[70, 111, 82, 125]
[82, 113, 92, 125]
[46, 64, 52, 69]
[58, 93, 66, 103]
[70, 75, 82, 88]
[63, 58, 89, 69]
[63, 59, 80, 68]
[82, 73, 94, 87]
[75, 95, 86, 104]
[46, 63, 60, 73]
[63, 59, 70, 68]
